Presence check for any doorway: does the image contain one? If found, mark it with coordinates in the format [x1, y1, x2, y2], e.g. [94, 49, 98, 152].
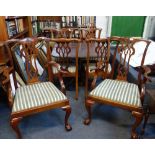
[96, 16, 112, 37]
[143, 16, 155, 40]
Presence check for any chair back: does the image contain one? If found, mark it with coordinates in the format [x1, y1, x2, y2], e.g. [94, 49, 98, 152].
[81, 27, 102, 40]
[131, 38, 151, 90]
[46, 38, 80, 81]
[110, 37, 151, 83]
[60, 28, 73, 38]
[71, 28, 82, 39]
[10, 38, 46, 84]
[86, 38, 110, 78]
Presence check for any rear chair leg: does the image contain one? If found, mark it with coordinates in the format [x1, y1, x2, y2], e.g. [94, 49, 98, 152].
[75, 76, 78, 100]
[10, 117, 22, 139]
[131, 111, 143, 139]
[63, 105, 72, 131]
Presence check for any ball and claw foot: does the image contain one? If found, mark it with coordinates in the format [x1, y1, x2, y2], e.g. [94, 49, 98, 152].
[84, 118, 91, 125]
[65, 124, 72, 131]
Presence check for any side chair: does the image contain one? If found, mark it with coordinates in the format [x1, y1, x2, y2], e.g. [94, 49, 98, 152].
[45, 38, 81, 100]
[5, 37, 72, 138]
[84, 36, 151, 138]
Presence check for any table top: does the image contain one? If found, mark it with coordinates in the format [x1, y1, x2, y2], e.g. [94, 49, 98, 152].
[52, 42, 96, 58]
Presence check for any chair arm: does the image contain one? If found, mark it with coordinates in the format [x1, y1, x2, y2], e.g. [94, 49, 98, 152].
[47, 61, 69, 74]
[47, 61, 67, 95]
[142, 66, 152, 83]
[90, 62, 109, 90]
[139, 66, 152, 105]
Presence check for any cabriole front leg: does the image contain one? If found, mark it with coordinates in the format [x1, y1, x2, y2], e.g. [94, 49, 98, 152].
[131, 111, 143, 139]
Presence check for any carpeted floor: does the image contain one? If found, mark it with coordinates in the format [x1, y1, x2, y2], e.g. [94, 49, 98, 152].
[0, 86, 155, 139]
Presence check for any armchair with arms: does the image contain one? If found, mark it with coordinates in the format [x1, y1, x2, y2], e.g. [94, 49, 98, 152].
[84, 36, 151, 138]
[45, 38, 81, 100]
[4, 37, 72, 138]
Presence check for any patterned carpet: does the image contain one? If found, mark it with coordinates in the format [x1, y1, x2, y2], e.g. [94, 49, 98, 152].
[0, 86, 155, 139]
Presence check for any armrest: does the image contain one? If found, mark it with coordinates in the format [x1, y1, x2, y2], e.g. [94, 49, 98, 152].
[90, 62, 109, 90]
[47, 61, 70, 74]
[47, 61, 67, 95]
[142, 66, 152, 82]
[139, 66, 152, 105]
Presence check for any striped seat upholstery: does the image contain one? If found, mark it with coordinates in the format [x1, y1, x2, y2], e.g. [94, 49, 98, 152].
[12, 82, 67, 113]
[85, 63, 111, 73]
[52, 66, 76, 74]
[89, 79, 141, 108]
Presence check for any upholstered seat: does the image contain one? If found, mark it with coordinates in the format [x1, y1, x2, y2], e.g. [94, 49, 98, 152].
[89, 79, 141, 108]
[13, 82, 67, 113]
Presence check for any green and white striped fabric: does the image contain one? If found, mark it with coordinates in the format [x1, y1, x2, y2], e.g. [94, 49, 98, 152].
[12, 82, 67, 113]
[52, 66, 76, 74]
[85, 63, 111, 73]
[89, 79, 141, 108]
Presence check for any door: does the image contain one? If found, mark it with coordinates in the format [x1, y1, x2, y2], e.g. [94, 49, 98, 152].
[111, 16, 146, 37]
[143, 16, 155, 40]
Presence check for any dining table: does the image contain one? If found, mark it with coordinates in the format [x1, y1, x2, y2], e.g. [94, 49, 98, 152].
[51, 41, 97, 59]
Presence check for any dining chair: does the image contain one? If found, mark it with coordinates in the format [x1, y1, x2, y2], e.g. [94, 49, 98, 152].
[84, 36, 151, 138]
[5, 37, 72, 138]
[46, 38, 81, 100]
[85, 38, 111, 98]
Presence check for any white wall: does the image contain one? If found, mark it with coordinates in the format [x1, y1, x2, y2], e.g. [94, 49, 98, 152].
[143, 16, 155, 39]
[96, 16, 112, 37]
